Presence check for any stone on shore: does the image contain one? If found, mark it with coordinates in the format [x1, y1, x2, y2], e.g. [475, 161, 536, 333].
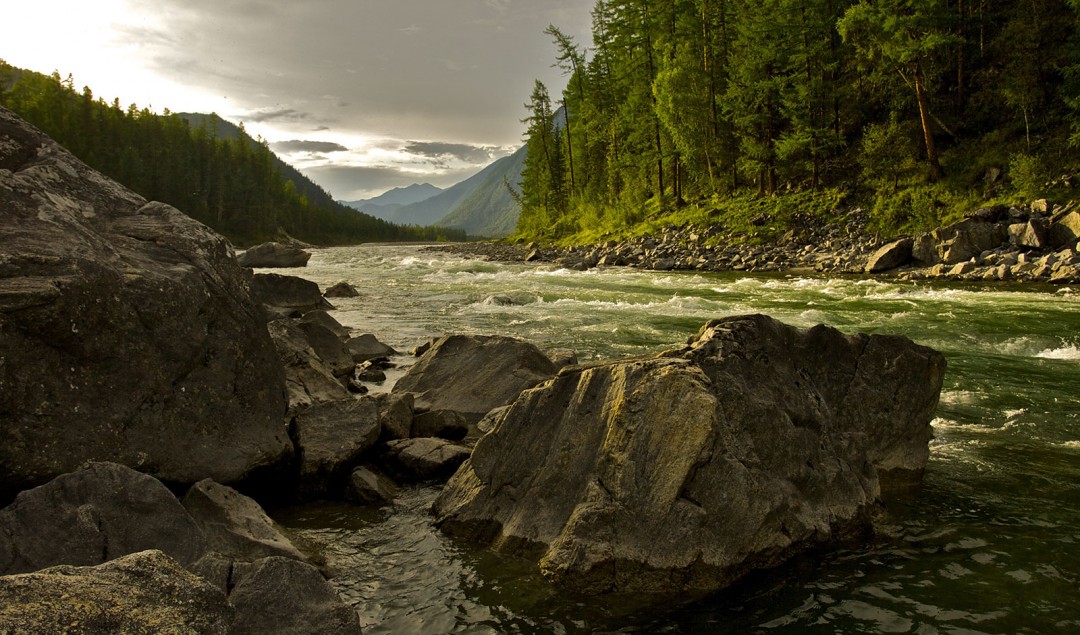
[1049, 210, 1080, 248]
[347, 333, 399, 363]
[864, 237, 914, 273]
[291, 398, 382, 497]
[301, 309, 352, 340]
[251, 273, 334, 318]
[392, 334, 558, 424]
[299, 321, 356, 378]
[0, 550, 232, 634]
[0, 107, 292, 499]
[346, 466, 399, 505]
[181, 479, 309, 563]
[434, 314, 945, 594]
[0, 462, 207, 575]
[268, 318, 351, 411]
[228, 557, 362, 635]
[384, 438, 471, 482]
[913, 218, 1009, 265]
[237, 242, 312, 268]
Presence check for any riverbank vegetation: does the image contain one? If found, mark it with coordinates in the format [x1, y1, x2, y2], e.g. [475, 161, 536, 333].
[516, 0, 1080, 246]
[0, 63, 465, 247]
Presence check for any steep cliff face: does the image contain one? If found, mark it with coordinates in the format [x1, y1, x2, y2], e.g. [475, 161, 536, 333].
[434, 314, 945, 594]
[0, 106, 292, 499]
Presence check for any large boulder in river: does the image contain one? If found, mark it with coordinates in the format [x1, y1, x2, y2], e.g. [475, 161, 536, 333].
[251, 273, 334, 318]
[434, 314, 945, 594]
[0, 107, 292, 500]
[237, 242, 312, 268]
[0, 550, 232, 634]
[392, 334, 558, 424]
[291, 398, 382, 497]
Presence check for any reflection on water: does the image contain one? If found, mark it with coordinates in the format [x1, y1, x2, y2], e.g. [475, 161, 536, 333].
[270, 244, 1080, 633]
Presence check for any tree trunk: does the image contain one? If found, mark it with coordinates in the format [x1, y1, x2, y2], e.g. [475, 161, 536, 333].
[913, 63, 943, 182]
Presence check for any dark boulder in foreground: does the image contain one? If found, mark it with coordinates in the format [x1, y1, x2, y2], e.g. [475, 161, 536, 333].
[393, 334, 558, 424]
[228, 556, 362, 635]
[237, 242, 312, 268]
[252, 273, 334, 318]
[434, 315, 945, 594]
[0, 550, 232, 634]
[0, 107, 291, 500]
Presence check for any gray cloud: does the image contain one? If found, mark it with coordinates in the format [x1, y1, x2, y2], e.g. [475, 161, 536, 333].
[404, 141, 496, 164]
[271, 140, 349, 153]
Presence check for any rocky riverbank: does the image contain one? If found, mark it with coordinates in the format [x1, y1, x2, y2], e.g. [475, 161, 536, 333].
[431, 200, 1080, 284]
[1, 105, 949, 631]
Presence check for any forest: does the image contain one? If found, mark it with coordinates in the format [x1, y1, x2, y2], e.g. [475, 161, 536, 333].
[517, 0, 1080, 244]
[0, 63, 465, 246]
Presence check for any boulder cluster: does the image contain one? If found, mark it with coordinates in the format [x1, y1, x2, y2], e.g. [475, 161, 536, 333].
[437, 202, 1080, 285]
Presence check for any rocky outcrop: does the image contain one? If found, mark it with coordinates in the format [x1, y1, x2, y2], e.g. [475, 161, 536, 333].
[268, 318, 351, 411]
[0, 550, 232, 634]
[0, 107, 292, 500]
[434, 315, 944, 594]
[237, 242, 312, 268]
[392, 334, 558, 424]
[913, 217, 1010, 265]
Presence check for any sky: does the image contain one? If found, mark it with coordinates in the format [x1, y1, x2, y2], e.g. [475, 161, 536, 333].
[3, 0, 595, 201]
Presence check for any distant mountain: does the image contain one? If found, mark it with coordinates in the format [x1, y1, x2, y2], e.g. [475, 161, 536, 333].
[433, 145, 526, 237]
[342, 183, 443, 221]
[391, 145, 526, 237]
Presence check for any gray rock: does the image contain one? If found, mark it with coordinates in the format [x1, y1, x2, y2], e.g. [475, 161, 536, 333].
[434, 315, 944, 594]
[269, 319, 351, 411]
[384, 438, 471, 482]
[181, 479, 308, 563]
[292, 398, 382, 496]
[375, 392, 415, 440]
[324, 281, 360, 298]
[912, 219, 1008, 265]
[299, 321, 356, 378]
[864, 238, 914, 273]
[237, 242, 312, 268]
[300, 309, 351, 340]
[228, 557, 362, 635]
[1049, 210, 1080, 248]
[346, 466, 399, 505]
[251, 273, 334, 318]
[0, 108, 291, 499]
[392, 334, 558, 423]
[0, 462, 207, 575]
[411, 409, 469, 440]
[347, 333, 399, 363]
[1008, 219, 1050, 249]
[0, 550, 231, 634]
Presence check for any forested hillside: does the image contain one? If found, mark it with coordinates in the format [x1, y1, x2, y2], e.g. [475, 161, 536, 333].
[518, 0, 1080, 244]
[0, 63, 465, 246]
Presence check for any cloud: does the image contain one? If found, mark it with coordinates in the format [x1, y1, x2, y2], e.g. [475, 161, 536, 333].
[404, 141, 496, 164]
[271, 140, 348, 153]
[302, 163, 486, 201]
[241, 107, 314, 124]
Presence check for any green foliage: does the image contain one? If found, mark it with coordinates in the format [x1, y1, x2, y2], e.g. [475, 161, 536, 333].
[514, 0, 1080, 245]
[0, 63, 464, 246]
[1009, 153, 1049, 200]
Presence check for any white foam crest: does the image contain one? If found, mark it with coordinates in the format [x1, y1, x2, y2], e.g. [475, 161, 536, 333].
[1057, 440, 1080, 450]
[939, 390, 982, 406]
[1036, 344, 1080, 360]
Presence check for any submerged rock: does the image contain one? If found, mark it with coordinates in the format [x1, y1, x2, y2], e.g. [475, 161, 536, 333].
[392, 334, 558, 424]
[237, 242, 312, 268]
[434, 315, 945, 594]
[0, 107, 291, 499]
[324, 281, 361, 298]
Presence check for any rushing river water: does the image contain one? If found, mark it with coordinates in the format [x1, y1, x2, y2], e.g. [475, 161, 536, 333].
[271, 243, 1080, 634]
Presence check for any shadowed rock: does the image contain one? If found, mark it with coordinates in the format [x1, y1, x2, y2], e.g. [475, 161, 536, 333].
[0, 107, 292, 499]
[237, 242, 312, 268]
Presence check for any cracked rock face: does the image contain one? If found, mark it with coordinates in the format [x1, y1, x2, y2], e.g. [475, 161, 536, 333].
[434, 314, 945, 594]
[0, 106, 291, 500]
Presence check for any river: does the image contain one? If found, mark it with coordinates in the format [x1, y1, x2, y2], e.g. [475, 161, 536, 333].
[270, 243, 1080, 634]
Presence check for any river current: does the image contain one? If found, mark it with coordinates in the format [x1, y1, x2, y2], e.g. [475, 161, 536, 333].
[271, 243, 1080, 634]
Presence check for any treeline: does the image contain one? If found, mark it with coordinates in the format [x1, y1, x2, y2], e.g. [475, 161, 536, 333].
[0, 63, 465, 246]
[519, 0, 1080, 241]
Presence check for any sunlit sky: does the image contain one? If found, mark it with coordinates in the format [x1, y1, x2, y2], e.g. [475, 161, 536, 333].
[4, 0, 594, 200]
